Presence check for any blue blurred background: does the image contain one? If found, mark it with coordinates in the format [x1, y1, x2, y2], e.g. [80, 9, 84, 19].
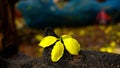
[17, 0, 120, 29]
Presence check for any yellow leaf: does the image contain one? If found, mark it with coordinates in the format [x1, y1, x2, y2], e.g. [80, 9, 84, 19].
[63, 38, 80, 55]
[51, 41, 64, 62]
[39, 36, 58, 48]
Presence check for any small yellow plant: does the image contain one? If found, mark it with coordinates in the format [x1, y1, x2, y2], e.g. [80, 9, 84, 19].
[39, 35, 80, 62]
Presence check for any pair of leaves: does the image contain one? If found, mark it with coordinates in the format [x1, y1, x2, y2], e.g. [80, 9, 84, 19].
[39, 35, 80, 62]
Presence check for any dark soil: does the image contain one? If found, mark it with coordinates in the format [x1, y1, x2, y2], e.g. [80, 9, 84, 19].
[0, 50, 120, 68]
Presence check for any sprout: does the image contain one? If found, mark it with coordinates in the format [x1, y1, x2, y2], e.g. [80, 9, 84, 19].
[39, 35, 80, 62]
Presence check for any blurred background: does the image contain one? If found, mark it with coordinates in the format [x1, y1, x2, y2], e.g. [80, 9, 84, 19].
[1, 0, 120, 58]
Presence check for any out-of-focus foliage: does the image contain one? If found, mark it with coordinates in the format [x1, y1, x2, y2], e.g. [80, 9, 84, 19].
[17, 23, 120, 58]
[35, 34, 44, 41]
[53, 24, 120, 54]
[100, 41, 117, 53]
